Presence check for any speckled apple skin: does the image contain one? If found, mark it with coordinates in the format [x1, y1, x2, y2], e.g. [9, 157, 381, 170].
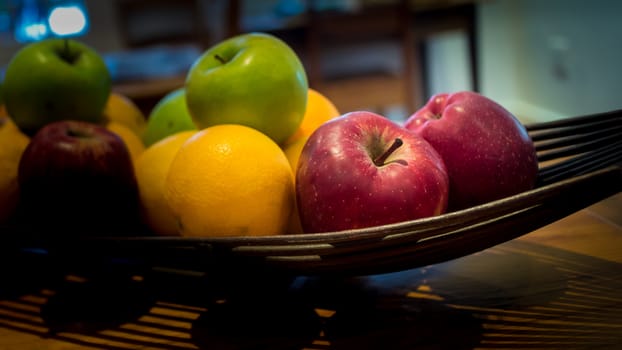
[296, 111, 449, 233]
[404, 91, 539, 211]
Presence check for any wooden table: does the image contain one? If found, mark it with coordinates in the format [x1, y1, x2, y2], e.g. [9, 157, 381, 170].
[0, 193, 620, 349]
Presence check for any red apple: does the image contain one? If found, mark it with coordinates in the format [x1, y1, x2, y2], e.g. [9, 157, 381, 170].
[404, 91, 539, 210]
[296, 111, 449, 233]
[16, 120, 141, 236]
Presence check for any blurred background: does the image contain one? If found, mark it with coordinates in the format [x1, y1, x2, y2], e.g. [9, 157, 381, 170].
[0, 0, 621, 123]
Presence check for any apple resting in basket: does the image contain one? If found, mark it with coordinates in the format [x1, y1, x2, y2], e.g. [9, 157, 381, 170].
[296, 111, 449, 233]
[404, 91, 539, 210]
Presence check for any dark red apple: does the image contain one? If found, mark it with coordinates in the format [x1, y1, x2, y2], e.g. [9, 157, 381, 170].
[16, 120, 141, 236]
[404, 91, 539, 210]
[296, 111, 449, 233]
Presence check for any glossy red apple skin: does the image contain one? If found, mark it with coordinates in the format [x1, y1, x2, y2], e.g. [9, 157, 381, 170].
[296, 111, 449, 233]
[404, 91, 539, 210]
[17, 120, 141, 236]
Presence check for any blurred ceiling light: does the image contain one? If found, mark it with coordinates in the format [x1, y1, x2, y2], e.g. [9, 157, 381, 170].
[13, 1, 90, 42]
[48, 5, 88, 36]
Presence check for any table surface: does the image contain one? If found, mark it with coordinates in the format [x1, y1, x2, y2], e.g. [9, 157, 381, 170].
[0, 193, 620, 350]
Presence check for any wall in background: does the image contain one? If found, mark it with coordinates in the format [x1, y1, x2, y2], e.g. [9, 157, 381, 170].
[426, 0, 622, 123]
[477, 0, 622, 123]
[425, 30, 473, 101]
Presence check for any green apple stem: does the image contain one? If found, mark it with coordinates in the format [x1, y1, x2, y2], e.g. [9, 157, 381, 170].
[59, 39, 79, 64]
[64, 38, 69, 57]
[214, 54, 226, 64]
[374, 138, 403, 166]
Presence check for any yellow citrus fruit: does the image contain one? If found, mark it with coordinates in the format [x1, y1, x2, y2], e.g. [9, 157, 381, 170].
[107, 121, 145, 162]
[282, 134, 309, 234]
[283, 134, 309, 181]
[286, 206, 304, 234]
[135, 130, 198, 235]
[0, 115, 30, 223]
[286, 88, 340, 144]
[102, 92, 147, 137]
[165, 124, 294, 237]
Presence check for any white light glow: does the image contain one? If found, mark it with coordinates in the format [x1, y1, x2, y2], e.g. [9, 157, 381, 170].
[23, 23, 47, 39]
[13, 0, 48, 42]
[48, 6, 87, 36]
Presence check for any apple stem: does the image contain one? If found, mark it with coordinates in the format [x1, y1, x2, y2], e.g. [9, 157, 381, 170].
[214, 54, 226, 64]
[59, 39, 79, 64]
[63, 38, 69, 57]
[374, 138, 403, 166]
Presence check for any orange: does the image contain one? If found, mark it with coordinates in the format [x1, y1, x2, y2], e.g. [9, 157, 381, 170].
[0, 114, 30, 223]
[102, 92, 147, 137]
[165, 124, 294, 237]
[134, 130, 198, 235]
[280, 89, 340, 234]
[0, 104, 7, 119]
[282, 134, 310, 234]
[286, 88, 340, 144]
[283, 134, 309, 181]
[107, 121, 145, 163]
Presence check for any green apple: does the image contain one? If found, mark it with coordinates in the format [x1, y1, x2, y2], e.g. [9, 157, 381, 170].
[3, 38, 111, 135]
[185, 32, 308, 145]
[143, 88, 197, 147]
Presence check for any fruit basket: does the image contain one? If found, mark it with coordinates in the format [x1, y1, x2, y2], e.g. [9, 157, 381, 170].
[4, 110, 621, 278]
